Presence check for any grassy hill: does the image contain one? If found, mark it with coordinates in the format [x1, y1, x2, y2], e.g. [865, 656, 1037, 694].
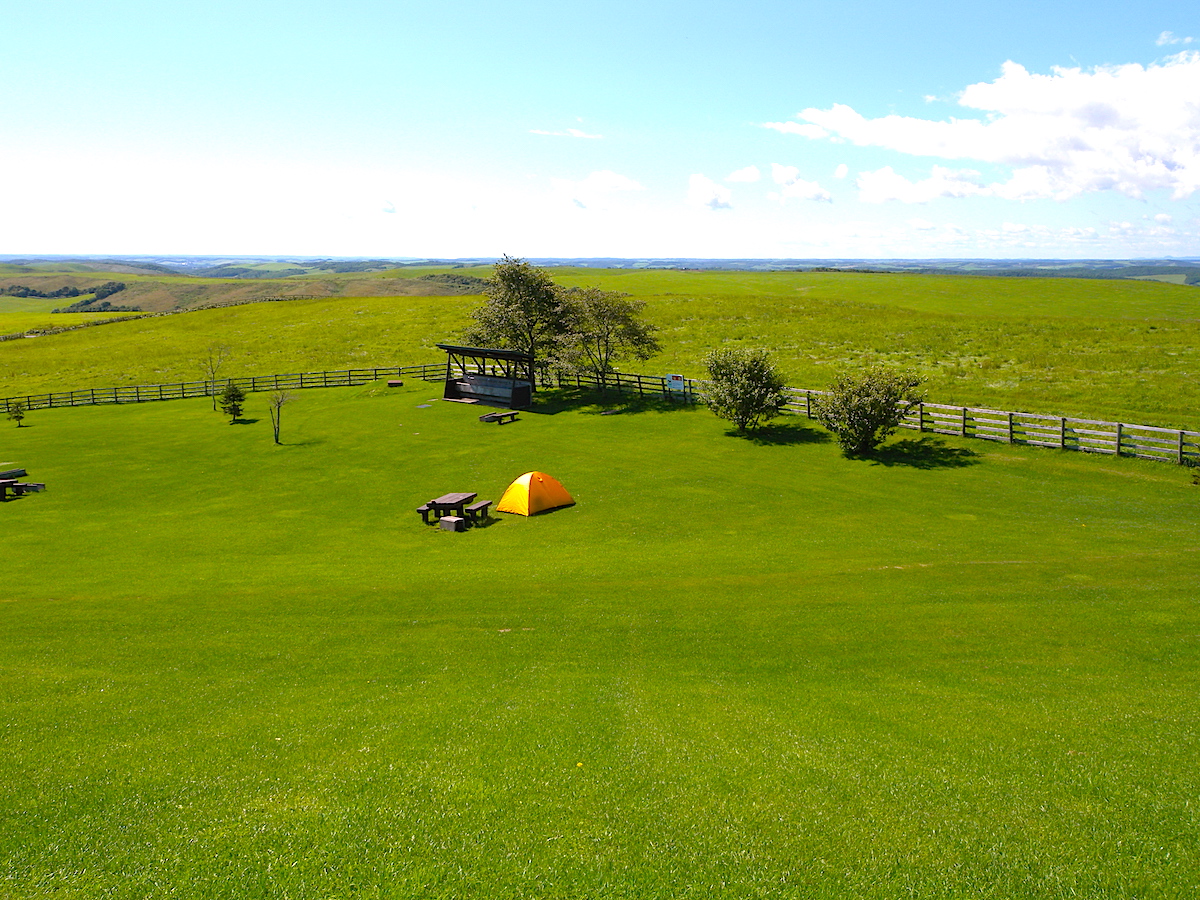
[2, 268, 1197, 427]
[1, 382, 1197, 897]
[0, 267, 491, 313]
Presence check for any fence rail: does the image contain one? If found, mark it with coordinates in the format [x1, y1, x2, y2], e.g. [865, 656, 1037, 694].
[1, 364, 444, 412]
[780, 388, 1200, 466]
[5, 361, 1198, 466]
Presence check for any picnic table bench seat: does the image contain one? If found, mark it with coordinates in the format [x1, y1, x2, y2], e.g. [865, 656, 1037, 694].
[465, 499, 492, 523]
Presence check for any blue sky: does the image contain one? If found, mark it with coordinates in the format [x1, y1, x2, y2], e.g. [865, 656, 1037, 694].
[2, 0, 1198, 258]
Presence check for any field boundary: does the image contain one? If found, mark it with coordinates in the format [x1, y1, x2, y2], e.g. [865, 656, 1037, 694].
[0, 364, 444, 411]
[554, 370, 1200, 466]
[5, 363, 1198, 466]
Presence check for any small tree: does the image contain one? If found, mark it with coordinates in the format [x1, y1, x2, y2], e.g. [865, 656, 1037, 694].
[200, 346, 229, 411]
[219, 382, 246, 423]
[816, 367, 925, 456]
[703, 348, 788, 433]
[7, 401, 26, 428]
[268, 390, 293, 444]
[464, 255, 567, 379]
[555, 287, 660, 392]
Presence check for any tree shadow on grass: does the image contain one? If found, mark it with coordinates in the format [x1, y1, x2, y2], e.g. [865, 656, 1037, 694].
[531, 387, 693, 417]
[735, 421, 831, 446]
[867, 437, 979, 469]
[232, 418, 260, 425]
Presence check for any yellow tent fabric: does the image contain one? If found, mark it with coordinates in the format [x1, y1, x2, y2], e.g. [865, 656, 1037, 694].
[496, 471, 575, 516]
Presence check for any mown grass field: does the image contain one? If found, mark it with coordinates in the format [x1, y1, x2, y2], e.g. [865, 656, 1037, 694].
[2, 268, 1197, 427]
[2, 379, 1199, 898]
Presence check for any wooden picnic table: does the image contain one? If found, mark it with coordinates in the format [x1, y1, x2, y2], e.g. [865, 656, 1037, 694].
[0, 479, 17, 501]
[428, 492, 477, 519]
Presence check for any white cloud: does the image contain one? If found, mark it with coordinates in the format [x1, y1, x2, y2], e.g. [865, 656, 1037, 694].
[856, 165, 986, 203]
[770, 53, 1200, 201]
[909, 218, 937, 231]
[726, 165, 761, 183]
[761, 121, 829, 139]
[1157, 31, 1194, 46]
[1155, 212, 1173, 224]
[771, 163, 799, 185]
[531, 127, 603, 139]
[550, 170, 643, 209]
[833, 164, 849, 179]
[769, 163, 832, 202]
[688, 174, 733, 210]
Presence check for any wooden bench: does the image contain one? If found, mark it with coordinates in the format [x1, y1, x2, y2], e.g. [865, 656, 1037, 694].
[12, 483, 44, 496]
[417, 503, 435, 525]
[0, 468, 26, 480]
[456, 374, 513, 403]
[479, 411, 519, 425]
[387, 379, 404, 388]
[464, 499, 492, 523]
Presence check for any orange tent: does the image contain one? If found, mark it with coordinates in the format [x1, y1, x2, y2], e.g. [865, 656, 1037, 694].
[496, 471, 574, 516]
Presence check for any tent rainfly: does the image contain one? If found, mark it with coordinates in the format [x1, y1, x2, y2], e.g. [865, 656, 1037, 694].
[496, 471, 574, 516]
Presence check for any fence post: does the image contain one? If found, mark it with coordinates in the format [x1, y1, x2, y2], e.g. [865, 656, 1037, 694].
[1115, 422, 1123, 456]
[960, 407, 967, 437]
[1006, 412, 1013, 443]
[1178, 430, 1185, 465]
[805, 391, 812, 419]
[1059, 417, 1066, 449]
[917, 402, 924, 432]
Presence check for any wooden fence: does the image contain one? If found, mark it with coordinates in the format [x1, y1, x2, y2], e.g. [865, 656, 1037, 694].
[5, 361, 1197, 466]
[554, 372, 1200, 466]
[0, 364, 444, 412]
[780, 388, 1200, 466]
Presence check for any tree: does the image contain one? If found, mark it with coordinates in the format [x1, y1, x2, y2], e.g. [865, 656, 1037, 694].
[815, 366, 925, 456]
[7, 401, 26, 428]
[702, 348, 788, 433]
[268, 390, 293, 444]
[555, 287, 660, 392]
[219, 382, 246, 423]
[200, 346, 229, 411]
[464, 256, 567, 376]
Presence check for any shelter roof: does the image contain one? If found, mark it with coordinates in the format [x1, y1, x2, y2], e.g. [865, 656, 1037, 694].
[436, 343, 533, 364]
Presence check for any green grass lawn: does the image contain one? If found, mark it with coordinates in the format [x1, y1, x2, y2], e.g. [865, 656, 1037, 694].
[2, 382, 1198, 897]
[3, 270, 1197, 428]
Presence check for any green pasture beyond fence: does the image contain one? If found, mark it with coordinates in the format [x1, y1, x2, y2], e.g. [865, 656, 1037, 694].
[4, 363, 1198, 467]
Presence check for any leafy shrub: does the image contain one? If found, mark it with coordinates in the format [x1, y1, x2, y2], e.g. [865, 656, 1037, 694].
[703, 348, 788, 433]
[816, 367, 925, 456]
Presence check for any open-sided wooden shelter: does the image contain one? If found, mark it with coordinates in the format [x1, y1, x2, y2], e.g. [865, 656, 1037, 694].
[436, 344, 534, 409]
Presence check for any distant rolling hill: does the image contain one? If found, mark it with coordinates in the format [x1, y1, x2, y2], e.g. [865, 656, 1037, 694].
[0, 267, 490, 313]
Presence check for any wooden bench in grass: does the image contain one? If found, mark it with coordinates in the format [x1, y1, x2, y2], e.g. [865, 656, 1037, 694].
[464, 500, 492, 523]
[478, 411, 519, 425]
